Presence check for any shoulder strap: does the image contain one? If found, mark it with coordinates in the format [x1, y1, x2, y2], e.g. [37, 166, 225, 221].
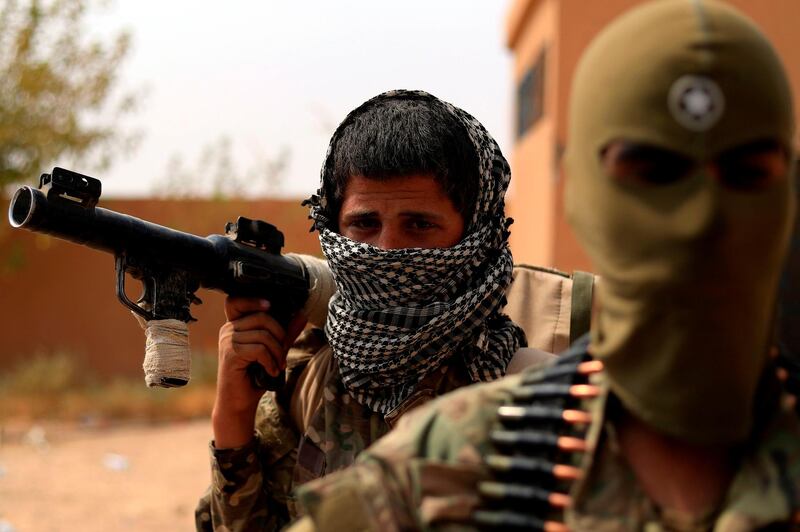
[513, 263, 571, 279]
[569, 271, 595, 344]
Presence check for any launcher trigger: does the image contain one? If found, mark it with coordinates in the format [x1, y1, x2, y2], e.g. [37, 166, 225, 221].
[116, 254, 154, 321]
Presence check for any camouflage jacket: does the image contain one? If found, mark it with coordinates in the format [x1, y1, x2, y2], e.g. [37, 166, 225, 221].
[292, 338, 800, 532]
[195, 328, 475, 532]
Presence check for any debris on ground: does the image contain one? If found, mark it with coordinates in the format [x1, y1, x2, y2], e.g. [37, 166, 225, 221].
[23, 426, 48, 451]
[102, 453, 130, 472]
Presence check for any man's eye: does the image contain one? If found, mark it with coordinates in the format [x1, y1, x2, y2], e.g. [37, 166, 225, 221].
[350, 219, 379, 230]
[602, 142, 694, 186]
[620, 161, 689, 185]
[718, 165, 774, 190]
[409, 220, 436, 231]
[715, 141, 787, 191]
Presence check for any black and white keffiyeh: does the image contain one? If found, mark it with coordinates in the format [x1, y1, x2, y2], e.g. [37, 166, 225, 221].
[306, 90, 526, 414]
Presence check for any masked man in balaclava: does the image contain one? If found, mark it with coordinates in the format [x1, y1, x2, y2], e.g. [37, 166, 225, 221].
[196, 90, 558, 531]
[287, 1, 800, 530]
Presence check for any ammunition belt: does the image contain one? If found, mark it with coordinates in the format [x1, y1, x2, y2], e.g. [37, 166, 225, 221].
[473, 343, 595, 531]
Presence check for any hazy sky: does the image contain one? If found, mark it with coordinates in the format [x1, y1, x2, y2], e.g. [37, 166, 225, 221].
[95, 1, 513, 198]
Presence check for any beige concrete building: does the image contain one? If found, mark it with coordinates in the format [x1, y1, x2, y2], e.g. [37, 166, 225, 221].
[505, 0, 800, 271]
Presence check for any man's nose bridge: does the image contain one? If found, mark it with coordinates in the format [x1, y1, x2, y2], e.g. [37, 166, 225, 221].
[378, 227, 404, 250]
[674, 173, 722, 238]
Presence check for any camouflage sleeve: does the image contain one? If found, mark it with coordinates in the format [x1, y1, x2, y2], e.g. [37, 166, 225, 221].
[208, 438, 273, 529]
[195, 336, 323, 531]
[195, 390, 302, 532]
[293, 376, 521, 532]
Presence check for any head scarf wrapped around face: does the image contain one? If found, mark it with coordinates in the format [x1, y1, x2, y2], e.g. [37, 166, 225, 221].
[565, 0, 796, 443]
[305, 90, 526, 414]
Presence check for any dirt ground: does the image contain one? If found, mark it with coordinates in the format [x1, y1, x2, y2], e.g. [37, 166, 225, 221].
[0, 419, 213, 531]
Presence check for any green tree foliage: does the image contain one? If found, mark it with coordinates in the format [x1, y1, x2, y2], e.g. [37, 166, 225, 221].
[0, 0, 139, 187]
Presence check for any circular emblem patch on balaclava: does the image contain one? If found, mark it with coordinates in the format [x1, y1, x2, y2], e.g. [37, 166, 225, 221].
[668, 75, 725, 131]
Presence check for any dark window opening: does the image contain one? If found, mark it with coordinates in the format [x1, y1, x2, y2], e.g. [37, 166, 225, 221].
[517, 49, 547, 138]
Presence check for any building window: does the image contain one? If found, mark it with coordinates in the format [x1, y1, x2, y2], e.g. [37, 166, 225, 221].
[517, 49, 546, 138]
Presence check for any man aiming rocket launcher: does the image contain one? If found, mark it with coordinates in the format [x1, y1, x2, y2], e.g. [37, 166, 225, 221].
[8, 166, 312, 390]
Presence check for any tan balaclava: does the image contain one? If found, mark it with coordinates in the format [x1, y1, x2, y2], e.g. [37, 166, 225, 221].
[565, 0, 796, 444]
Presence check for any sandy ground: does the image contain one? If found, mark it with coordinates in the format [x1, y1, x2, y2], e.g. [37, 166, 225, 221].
[0, 419, 213, 532]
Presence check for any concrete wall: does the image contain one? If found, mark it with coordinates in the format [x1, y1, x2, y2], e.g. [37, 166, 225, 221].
[506, 0, 559, 267]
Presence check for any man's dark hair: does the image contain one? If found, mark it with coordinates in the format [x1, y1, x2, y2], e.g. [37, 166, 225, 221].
[326, 97, 480, 226]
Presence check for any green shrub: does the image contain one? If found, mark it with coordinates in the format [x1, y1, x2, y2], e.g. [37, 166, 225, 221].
[190, 350, 219, 385]
[0, 349, 218, 422]
[0, 350, 93, 395]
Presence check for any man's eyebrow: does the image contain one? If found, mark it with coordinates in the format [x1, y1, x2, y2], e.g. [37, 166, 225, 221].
[341, 210, 379, 220]
[398, 210, 446, 219]
[341, 210, 447, 220]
